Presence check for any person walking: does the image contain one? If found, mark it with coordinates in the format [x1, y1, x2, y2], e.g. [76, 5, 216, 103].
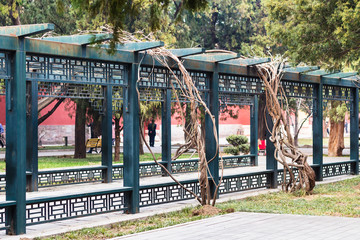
[0, 123, 5, 148]
[147, 119, 157, 147]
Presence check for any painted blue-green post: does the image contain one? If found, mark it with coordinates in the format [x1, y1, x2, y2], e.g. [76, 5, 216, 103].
[266, 110, 277, 188]
[161, 88, 172, 174]
[206, 67, 219, 197]
[123, 58, 140, 213]
[250, 95, 259, 166]
[101, 85, 113, 183]
[6, 38, 27, 235]
[313, 83, 323, 181]
[350, 87, 359, 175]
[26, 80, 38, 191]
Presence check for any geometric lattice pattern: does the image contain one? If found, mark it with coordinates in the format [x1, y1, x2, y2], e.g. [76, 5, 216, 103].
[219, 93, 253, 106]
[323, 85, 352, 101]
[26, 192, 126, 224]
[0, 207, 5, 230]
[0, 52, 8, 96]
[38, 168, 103, 187]
[219, 173, 268, 193]
[172, 160, 198, 174]
[112, 165, 124, 180]
[0, 52, 9, 80]
[139, 181, 199, 206]
[138, 66, 210, 92]
[323, 162, 352, 178]
[38, 82, 105, 99]
[277, 168, 300, 185]
[0, 174, 5, 191]
[139, 67, 168, 88]
[222, 155, 253, 168]
[282, 81, 314, 99]
[139, 88, 164, 102]
[219, 74, 262, 94]
[139, 163, 163, 177]
[26, 55, 126, 85]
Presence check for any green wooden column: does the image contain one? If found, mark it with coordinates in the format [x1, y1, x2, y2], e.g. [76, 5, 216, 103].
[161, 88, 172, 174]
[26, 80, 38, 191]
[313, 83, 323, 181]
[101, 85, 113, 183]
[6, 38, 27, 235]
[266, 110, 277, 188]
[250, 95, 259, 166]
[350, 87, 359, 175]
[123, 60, 140, 213]
[206, 68, 219, 197]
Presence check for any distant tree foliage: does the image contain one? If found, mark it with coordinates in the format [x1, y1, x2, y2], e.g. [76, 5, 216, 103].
[70, 0, 208, 44]
[264, 0, 360, 70]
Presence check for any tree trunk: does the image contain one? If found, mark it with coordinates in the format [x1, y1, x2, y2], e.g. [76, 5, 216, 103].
[294, 105, 299, 147]
[184, 103, 192, 144]
[209, 3, 219, 49]
[9, 0, 21, 25]
[139, 121, 144, 155]
[114, 117, 121, 162]
[257, 94, 266, 140]
[328, 119, 345, 156]
[74, 101, 86, 159]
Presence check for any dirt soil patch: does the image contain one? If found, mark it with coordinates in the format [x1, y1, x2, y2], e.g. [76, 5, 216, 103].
[192, 205, 221, 216]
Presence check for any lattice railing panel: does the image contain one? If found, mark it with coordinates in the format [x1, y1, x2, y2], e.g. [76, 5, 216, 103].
[219, 173, 268, 193]
[112, 166, 124, 180]
[26, 55, 126, 85]
[282, 81, 314, 98]
[222, 156, 253, 168]
[0, 175, 5, 191]
[139, 67, 168, 88]
[219, 93, 253, 106]
[323, 85, 352, 101]
[26, 192, 126, 224]
[139, 164, 163, 177]
[0, 52, 9, 80]
[191, 71, 209, 91]
[171, 89, 207, 103]
[38, 169, 103, 187]
[219, 74, 262, 94]
[112, 86, 124, 112]
[140, 181, 199, 206]
[139, 88, 164, 102]
[38, 82, 105, 99]
[172, 161, 198, 174]
[323, 162, 352, 178]
[277, 169, 300, 185]
[0, 207, 5, 230]
[168, 69, 183, 89]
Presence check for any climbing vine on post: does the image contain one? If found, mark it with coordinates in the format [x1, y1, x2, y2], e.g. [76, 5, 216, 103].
[255, 57, 316, 193]
[113, 30, 224, 206]
[142, 47, 223, 206]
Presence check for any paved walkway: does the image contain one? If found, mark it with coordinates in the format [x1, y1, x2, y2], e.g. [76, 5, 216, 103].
[113, 212, 360, 240]
[0, 175, 354, 240]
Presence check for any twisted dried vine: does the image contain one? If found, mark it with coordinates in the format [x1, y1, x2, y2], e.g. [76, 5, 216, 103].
[255, 57, 316, 193]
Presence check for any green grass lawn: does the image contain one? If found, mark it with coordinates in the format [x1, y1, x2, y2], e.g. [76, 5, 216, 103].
[0, 145, 75, 152]
[220, 176, 360, 217]
[0, 153, 197, 172]
[298, 137, 350, 147]
[36, 176, 360, 240]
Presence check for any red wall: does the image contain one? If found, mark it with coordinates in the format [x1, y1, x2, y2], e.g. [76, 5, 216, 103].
[0, 96, 250, 126]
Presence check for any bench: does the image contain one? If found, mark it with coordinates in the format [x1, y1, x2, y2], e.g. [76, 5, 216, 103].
[86, 138, 102, 153]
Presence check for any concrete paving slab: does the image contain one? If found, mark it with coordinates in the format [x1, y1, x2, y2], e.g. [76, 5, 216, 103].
[111, 212, 360, 240]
